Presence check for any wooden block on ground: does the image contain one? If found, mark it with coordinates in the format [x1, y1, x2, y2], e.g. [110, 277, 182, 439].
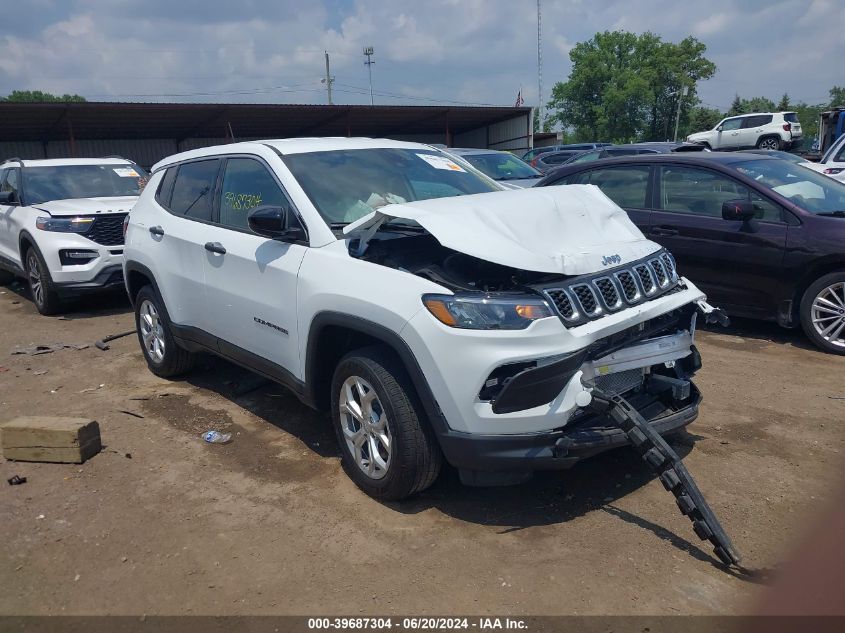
[1, 417, 101, 464]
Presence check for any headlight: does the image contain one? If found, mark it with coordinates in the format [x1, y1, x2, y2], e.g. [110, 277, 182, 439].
[36, 216, 94, 233]
[422, 293, 554, 330]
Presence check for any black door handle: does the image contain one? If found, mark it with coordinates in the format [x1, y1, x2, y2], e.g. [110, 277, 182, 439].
[204, 242, 226, 255]
[148, 225, 164, 236]
[651, 227, 679, 237]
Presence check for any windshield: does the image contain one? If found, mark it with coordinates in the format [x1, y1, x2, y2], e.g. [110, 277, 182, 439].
[731, 158, 845, 214]
[24, 164, 149, 205]
[283, 148, 501, 225]
[460, 153, 541, 181]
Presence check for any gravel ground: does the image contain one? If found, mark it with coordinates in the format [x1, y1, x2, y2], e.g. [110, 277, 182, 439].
[1, 282, 843, 616]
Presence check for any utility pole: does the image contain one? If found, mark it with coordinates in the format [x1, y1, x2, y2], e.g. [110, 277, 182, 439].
[363, 46, 375, 106]
[537, 0, 543, 131]
[322, 51, 334, 105]
[673, 85, 689, 142]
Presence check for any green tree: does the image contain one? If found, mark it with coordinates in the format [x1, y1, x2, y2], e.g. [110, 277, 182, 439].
[727, 95, 743, 116]
[830, 86, 845, 106]
[777, 93, 791, 110]
[686, 106, 722, 134]
[2, 90, 86, 102]
[546, 31, 715, 143]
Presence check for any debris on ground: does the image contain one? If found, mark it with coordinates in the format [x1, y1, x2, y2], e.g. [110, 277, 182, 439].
[10, 342, 89, 356]
[95, 329, 137, 351]
[202, 430, 232, 444]
[78, 384, 106, 394]
[117, 410, 144, 419]
[0, 367, 8, 373]
[7, 475, 27, 485]
[33, 370, 48, 376]
[1, 417, 102, 464]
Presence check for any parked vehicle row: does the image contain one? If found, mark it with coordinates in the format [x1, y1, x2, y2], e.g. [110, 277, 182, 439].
[2, 138, 844, 502]
[446, 148, 544, 187]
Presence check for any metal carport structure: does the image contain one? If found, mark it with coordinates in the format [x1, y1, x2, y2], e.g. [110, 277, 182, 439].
[0, 102, 533, 168]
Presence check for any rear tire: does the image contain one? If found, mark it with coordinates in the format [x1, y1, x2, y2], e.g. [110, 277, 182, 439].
[25, 246, 62, 315]
[800, 272, 845, 355]
[330, 346, 442, 500]
[757, 136, 782, 151]
[134, 285, 196, 376]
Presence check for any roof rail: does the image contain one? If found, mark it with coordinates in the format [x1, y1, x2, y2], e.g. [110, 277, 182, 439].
[1, 157, 24, 166]
[102, 155, 131, 161]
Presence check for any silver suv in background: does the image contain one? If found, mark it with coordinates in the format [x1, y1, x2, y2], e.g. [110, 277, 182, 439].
[687, 112, 802, 151]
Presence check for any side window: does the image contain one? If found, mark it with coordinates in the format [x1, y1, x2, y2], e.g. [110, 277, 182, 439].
[659, 166, 781, 221]
[218, 158, 286, 230]
[743, 115, 773, 128]
[2, 168, 21, 201]
[721, 118, 743, 131]
[584, 166, 650, 208]
[169, 159, 220, 221]
[156, 167, 177, 207]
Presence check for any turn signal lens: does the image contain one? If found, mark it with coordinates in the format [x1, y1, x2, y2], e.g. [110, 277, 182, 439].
[423, 298, 458, 327]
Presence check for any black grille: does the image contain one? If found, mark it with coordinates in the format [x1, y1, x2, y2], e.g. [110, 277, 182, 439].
[635, 264, 655, 293]
[616, 271, 639, 302]
[537, 249, 684, 327]
[572, 284, 598, 314]
[546, 289, 575, 319]
[660, 252, 677, 280]
[650, 258, 667, 287]
[86, 214, 127, 246]
[594, 278, 620, 308]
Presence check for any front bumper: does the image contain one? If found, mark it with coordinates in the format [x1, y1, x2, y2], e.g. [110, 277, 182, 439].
[439, 384, 700, 478]
[53, 264, 124, 296]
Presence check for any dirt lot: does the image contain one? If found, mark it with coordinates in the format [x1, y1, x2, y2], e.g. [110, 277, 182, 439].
[1, 281, 844, 616]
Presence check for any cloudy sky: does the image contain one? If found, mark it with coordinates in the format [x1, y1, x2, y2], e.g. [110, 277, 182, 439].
[0, 0, 842, 112]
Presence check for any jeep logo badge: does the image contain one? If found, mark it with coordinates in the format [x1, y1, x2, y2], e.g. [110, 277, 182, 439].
[601, 254, 621, 267]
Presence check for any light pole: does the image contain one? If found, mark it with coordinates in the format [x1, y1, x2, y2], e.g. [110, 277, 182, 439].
[363, 46, 375, 106]
[673, 85, 689, 142]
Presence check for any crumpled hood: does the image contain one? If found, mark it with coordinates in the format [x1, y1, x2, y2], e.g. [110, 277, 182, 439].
[34, 196, 137, 217]
[344, 184, 661, 275]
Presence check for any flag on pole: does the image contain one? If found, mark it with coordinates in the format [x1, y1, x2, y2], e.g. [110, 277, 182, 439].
[515, 89, 524, 107]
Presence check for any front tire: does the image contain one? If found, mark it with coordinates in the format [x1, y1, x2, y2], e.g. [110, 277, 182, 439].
[25, 246, 62, 315]
[331, 346, 442, 500]
[757, 136, 782, 151]
[134, 285, 196, 376]
[800, 272, 845, 355]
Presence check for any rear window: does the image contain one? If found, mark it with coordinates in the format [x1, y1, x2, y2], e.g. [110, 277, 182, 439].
[784, 113, 799, 123]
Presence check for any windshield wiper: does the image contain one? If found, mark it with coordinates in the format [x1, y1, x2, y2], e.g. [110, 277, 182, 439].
[816, 211, 845, 217]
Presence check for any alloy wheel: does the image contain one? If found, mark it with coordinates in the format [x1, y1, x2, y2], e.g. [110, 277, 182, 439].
[338, 376, 392, 480]
[27, 252, 43, 307]
[759, 138, 779, 150]
[139, 299, 166, 363]
[811, 282, 845, 349]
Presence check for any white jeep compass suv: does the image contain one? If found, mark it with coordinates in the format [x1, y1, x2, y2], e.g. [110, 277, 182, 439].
[123, 138, 720, 501]
[0, 157, 148, 314]
[687, 112, 802, 151]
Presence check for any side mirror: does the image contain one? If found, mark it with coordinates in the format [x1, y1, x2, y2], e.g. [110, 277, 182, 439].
[248, 205, 307, 242]
[0, 191, 18, 205]
[716, 125, 723, 132]
[722, 199, 756, 222]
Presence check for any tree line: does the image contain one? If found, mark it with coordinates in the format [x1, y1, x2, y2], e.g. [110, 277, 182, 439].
[545, 30, 844, 148]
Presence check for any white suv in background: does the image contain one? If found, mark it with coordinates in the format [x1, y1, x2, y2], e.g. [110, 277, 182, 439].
[0, 157, 148, 314]
[687, 112, 802, 151]
[123, 138, 719, 501]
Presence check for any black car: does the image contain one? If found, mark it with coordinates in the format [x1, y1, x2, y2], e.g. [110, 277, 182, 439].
[531, 149, 591, 173]
[537, 153, 845, 354]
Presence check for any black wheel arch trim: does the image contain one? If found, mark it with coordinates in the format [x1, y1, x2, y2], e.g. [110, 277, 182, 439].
[304, 311, 451, 435]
